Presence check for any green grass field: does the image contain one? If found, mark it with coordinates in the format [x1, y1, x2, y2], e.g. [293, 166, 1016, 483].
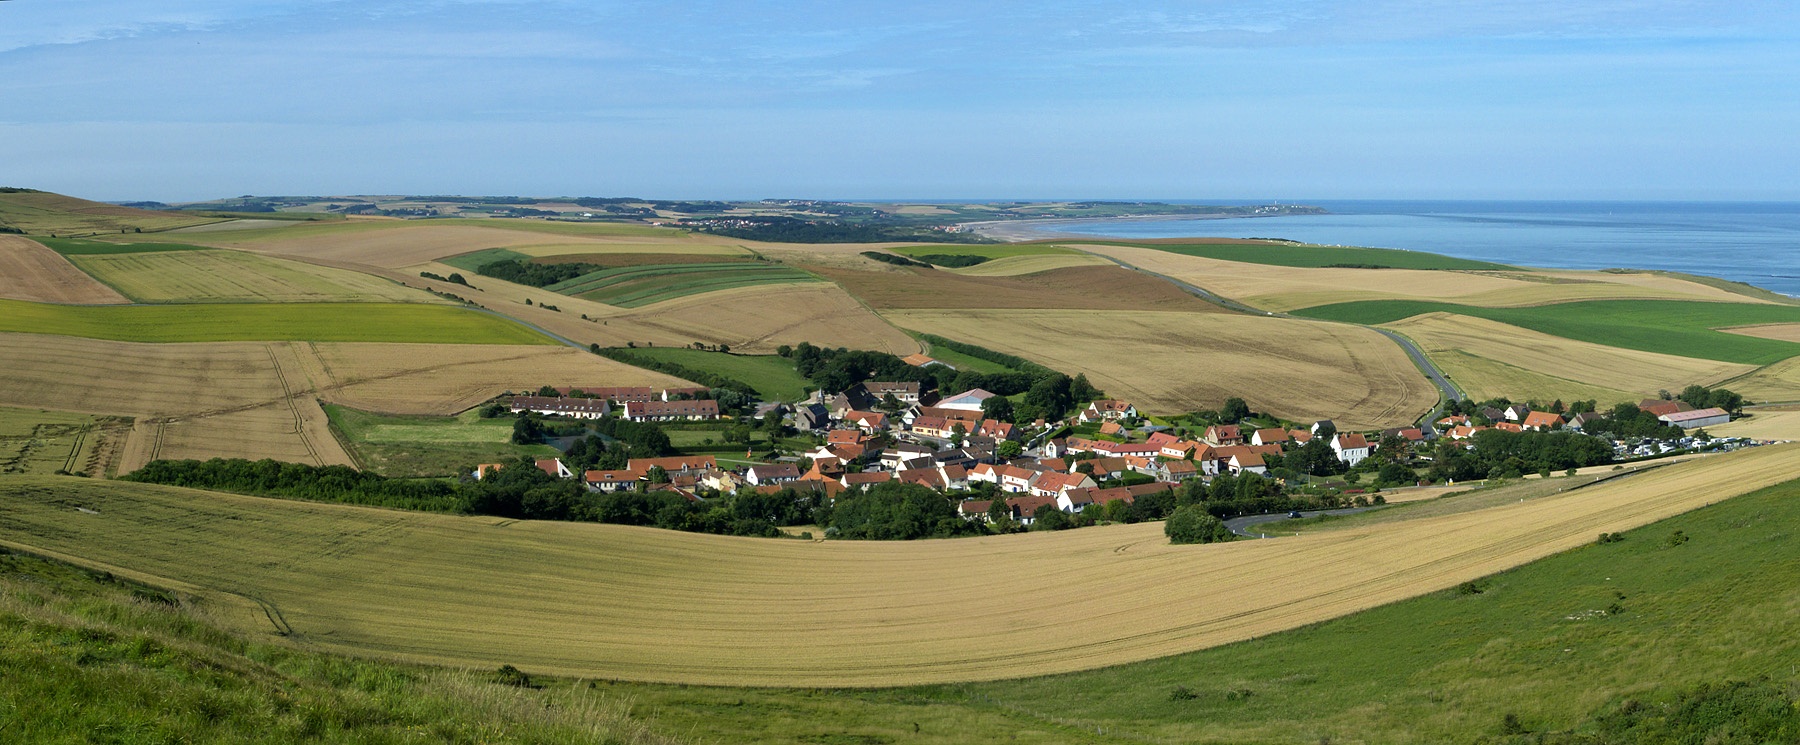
[1096, 239, 1515, 271]
[0, 550, 674, 745]
[886, 243, 1076, 260]
[439, 247, 531, 272]
[1292, 298, 1800, 365]
[568, 265, 819, 308]
[546, 262, 757, 293]
[0, 299, 555, 345]
[323, 405, 561, 477]
[615, 348, 812, 399]
[32, 236, 209, 255]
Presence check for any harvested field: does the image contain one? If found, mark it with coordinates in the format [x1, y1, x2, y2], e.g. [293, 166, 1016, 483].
[528, 251, 752, 267]
[0, 299, 551, 344]
[1722, 323, 1800, 343]
[817, 265, 1220, 311]
[1382, 313, 1753, 403]
[885, 309, 1435, 428]
[1069, 244, 1762, 312]
[0, 236, 129, 304]
[146, 398, 349, 471]
[68, 249, 443, 304]
[190, 221, 727, 267]
[0, 445, 1791, 687]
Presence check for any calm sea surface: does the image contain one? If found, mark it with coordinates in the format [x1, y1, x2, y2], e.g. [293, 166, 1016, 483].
[1048, 201, 1800, 297]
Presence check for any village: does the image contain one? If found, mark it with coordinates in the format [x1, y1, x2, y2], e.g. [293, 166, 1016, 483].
[476, 354, 1758, 532]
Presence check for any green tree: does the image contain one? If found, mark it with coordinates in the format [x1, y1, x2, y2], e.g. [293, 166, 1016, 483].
[1377, 461, 1414, 486]
[996, 440, 1023, 459]
[1032, 504, 1072, 531]
[1220, 397, 1251, 422]
[981, 395, 1015, 423]
[1165, 505, 1231, 544]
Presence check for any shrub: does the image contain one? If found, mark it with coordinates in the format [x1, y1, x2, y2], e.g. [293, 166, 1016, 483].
[1166, 505, 1232, 545]
[492, 664, 533, 688]
[1169, 685, 1198, 701]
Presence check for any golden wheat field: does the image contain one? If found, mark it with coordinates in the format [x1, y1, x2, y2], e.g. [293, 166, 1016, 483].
[1722, 323, 1800, 343]
[0, 333, 687, 470]
[1722, 355, 1800, 403]
[1708, 409, 1800, 441]
[1, 444, 1791, 687]
[887, 309, 1435, 429]
[1065, 244, 1766, 311]
[294, 341, 693, 415]
[1382, 312, 1753, 403]
[0, 236, 130, 304]
[68, 249, 444, 304]
[946, 253, 1112, 276]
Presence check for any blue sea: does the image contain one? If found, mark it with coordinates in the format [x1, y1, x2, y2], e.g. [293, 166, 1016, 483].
[1047, 201, 1800, 297]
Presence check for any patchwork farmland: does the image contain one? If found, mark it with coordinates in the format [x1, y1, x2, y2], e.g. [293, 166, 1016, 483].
[68, 248, 444, 304]
[0, 299, 554, 344]
[555, 262, 821, 308]
[0, 444, 1791, 687]
[0, 236, 130, 304]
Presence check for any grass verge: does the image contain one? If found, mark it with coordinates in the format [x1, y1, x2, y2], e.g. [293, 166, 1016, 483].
[610, 348, 811, 399]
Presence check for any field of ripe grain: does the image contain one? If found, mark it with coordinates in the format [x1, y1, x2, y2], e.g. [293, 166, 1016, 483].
[1709, 409, 1800, 440]
[818, 265, 1219, 311]
[1723, 355, 1800, 403]
[947, 253, 1112, 276]
[886, 309, 1435, 429]
[1382, 312, 1754, 403]
[0, 334, 645, 470]
[0, 444, 1790, 687]
[67, 249, 444, 304]
[1069, 244, 1764, 312]
[0, 299, 552, 344]
[1723, 323, 1800, 343]
[189, 220, 727, 267]
[0, 236, 129, 304]
[292, 341, 693, 415]
[401, 267, 918, 355]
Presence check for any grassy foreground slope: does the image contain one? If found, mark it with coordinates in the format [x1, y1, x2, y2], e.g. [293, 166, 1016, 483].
[1295, 299, 1800, 365]
[0, 444, 1794, 688]
[0, 550, 677, 745]
[0, 299, 554, 344]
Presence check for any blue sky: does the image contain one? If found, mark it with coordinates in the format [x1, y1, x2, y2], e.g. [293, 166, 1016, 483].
[2, 1, 1796, 201]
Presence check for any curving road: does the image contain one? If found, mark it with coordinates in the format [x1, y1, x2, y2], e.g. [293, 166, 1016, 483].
[1075, 249, 1464, 418]
[1224, 507, 1382, 538]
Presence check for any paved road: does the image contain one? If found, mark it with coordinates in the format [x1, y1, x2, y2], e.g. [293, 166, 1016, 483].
[1225, 507, 1382, 538]
[466, 306, 590, 351]
[1075, 249, 1465, 414]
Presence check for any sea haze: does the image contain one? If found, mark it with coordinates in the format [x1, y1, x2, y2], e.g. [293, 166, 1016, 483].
[1050, 201, 1800, 297]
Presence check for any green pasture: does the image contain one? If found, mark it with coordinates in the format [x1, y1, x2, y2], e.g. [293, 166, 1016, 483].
[439, 247, 530, 272]
[885, 243, 1074, 260]
[32, 237, 208, 255]
[1090, 239, 1515, 271]
[615, 348, 811, 400]
[0, 299, 555, 345]
[1294, 298, 1800, 365]
[323, 405, 558, 477]
[545, 262, 756, 293]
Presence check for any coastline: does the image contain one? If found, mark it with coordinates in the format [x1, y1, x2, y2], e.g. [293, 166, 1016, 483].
[960, 213, 1285, 242]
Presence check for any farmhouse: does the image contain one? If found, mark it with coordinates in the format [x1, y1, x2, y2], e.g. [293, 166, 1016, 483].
[510, 395, 610, 419]
[861, 381, 921, 404]
[621, 399, 721, 421]
[1203, 425, 1243, 446]
[844, 410, 890, 432]
[1084, 399, 1137, 420]
[582, 470, 638, 492]
[1520, 412, 1564, 431]
[1660, 407, 1731, 429]
[1331, 433, 1373, 466]
[1229, 452, 1267, 475]
[1030, 471, 1096, 500]
[627, 455, 717, 475]
[745, 463, 801, 486]
[909, 416, 965, 439]
[535, 458, 573, 479]
[841, 472, 894, 489]
[1249, 428, 1288, 446]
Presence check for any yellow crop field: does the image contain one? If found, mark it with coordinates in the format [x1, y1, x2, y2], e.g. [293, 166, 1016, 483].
[947, 253, 1111, 276]
[885, 309, 1435, 429]
[68, 249, 443, 304]
[0, 236, 129, 304]
[1067, 244, 1765, 311]
[0, 333, 673, 470]
[404, 263, 918, 355]
[293, 341, 693, 415]
[1722, 323, 1800, 343]
[1709, 409, 1800, 441]
[1382, 313, 1753, 403]
[188, 220, 731, 267]
[1723, 356, 1800, 403]
[0, 445, 1791, 687]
